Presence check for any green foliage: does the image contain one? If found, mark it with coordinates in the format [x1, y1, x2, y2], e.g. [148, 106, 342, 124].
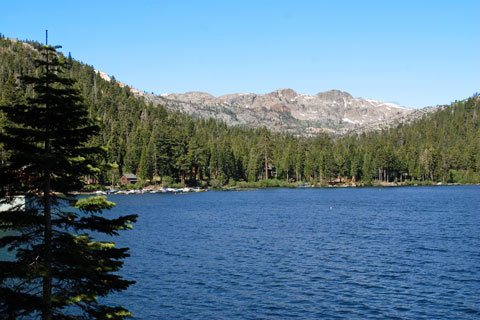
[1, 36, 480, 189]
[126, 182, 144, 190]
[234, 178, 300, 189]
[209, 178, 224, 189]
[0, 41, 137, 319]
[75, 195, 116, 213]
[169, 182, 185, 189]
[161, 176, 174, 187]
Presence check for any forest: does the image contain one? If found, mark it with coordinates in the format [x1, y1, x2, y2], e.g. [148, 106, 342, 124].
[1, 35, 480, 188]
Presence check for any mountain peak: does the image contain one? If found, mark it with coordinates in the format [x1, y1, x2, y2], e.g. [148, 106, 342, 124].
[138, 87, 413, 136]
[317, 90, 353, 101]
[272, 88, 298, 96]
[162, 91, 215, 103]
[89, 67, 413, 135]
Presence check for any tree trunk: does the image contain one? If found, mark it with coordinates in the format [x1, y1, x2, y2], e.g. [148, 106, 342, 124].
[42, 177, 52, 320]
[43, 40, 53, 320]
[41, 172, 52, 319]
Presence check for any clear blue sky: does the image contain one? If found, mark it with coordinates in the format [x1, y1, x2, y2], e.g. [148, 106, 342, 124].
[1, 0, 479, 108]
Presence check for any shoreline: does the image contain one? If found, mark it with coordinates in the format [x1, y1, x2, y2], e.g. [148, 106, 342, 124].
[73, 182, 476, 195]
[219, 181, 471, 191]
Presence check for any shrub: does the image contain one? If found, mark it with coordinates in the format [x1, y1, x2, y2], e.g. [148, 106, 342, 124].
[161, 176, 174, 187]
[210, 179, 224, 189]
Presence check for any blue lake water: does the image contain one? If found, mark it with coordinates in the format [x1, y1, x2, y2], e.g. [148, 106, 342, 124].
[102, 186, 480, 319]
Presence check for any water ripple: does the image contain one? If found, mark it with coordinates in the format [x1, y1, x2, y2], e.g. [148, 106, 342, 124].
[102, 186, 480, 319]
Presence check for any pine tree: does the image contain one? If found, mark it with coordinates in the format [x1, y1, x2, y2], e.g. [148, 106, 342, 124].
[1, 73, 25, 167]
[295, 142, 306, 182]
[258, 128, 271, 180]
[247, 146, 260, 182]
[0, 41, 137, 319]
[138, 135, 155, 180]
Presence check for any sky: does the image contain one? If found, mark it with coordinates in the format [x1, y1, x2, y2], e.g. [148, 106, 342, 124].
[1, 0, 479, 109]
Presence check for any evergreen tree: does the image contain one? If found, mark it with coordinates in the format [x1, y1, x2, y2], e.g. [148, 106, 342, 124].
[247, 146, 260, 182]
[172, 123, 191, 185]
[0, 42, 137, 319]
[361, 152, 374, 183]
[138, 133, 156, 181]
[295, 142, 306, 182]
[2, 36, 480, 187]
[1, 73, 25, 166]
[283, 139, 296, 181]
[258, 127, 272, 180]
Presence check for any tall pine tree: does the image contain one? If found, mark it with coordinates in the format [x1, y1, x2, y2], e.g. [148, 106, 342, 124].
[0, 37, 137, 319]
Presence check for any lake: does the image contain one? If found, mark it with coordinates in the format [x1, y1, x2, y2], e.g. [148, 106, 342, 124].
[102, 186, 480, 319]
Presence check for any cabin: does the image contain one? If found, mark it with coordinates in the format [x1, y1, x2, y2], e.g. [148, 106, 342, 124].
[120, 174, 138, 185]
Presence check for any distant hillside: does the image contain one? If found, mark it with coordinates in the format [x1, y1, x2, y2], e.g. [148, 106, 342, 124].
[96, 69, 419, 135]
[2, 35, 479, 186]
[150, 89, 417, 135]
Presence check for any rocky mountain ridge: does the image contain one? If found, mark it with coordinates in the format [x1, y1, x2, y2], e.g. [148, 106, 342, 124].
[96, 70, 432, 136]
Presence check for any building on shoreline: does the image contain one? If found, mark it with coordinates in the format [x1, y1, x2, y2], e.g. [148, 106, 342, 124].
[120, 174, 138, 185]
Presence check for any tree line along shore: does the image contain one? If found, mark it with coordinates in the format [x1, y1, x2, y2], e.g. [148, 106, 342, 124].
[2, 35, 480, 191]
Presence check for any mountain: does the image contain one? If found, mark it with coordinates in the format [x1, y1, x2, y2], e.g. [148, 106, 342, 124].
[2, 36, 480, 186]
[96, 71, 417, 135]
